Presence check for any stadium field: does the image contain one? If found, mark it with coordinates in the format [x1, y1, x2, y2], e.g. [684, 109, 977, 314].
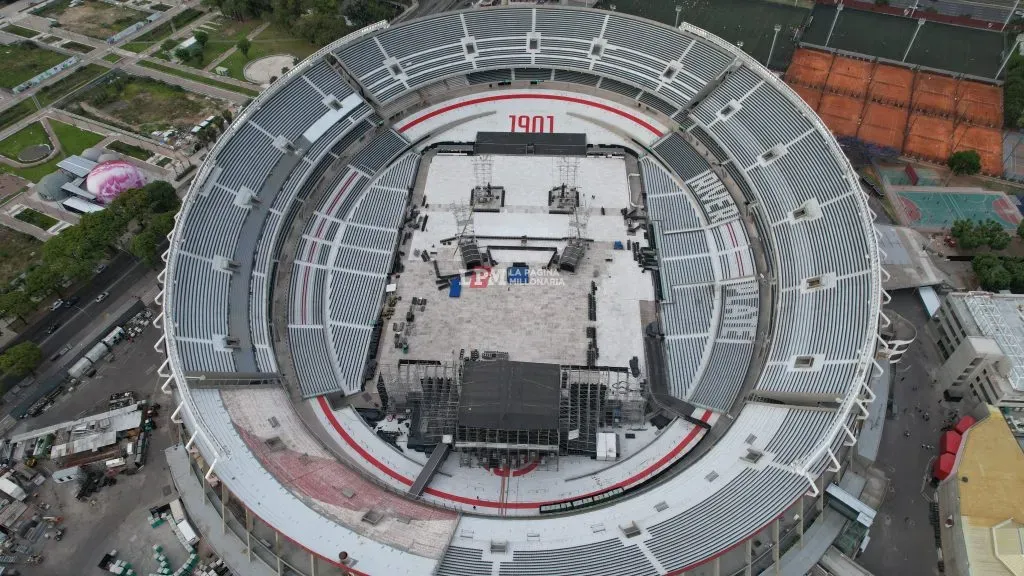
[602, 0, 810, 70]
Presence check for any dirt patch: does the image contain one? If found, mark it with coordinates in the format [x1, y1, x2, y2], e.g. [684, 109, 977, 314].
[70, 75, 221, 135]
[57, 0, 148, 40]
[243, 54, 294, 85]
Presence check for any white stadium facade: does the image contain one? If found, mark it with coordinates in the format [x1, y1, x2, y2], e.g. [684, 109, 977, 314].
[156, 6, 888, 576]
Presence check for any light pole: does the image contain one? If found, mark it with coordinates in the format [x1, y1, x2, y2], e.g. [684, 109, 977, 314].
[675, 5, 682, 28]
[902, 18, 926, 62]
[1003, 0, 1020, 32]
[996, 35, 1024, 80]
[826, 3, 843, 47]
[767, 24, 782, 68]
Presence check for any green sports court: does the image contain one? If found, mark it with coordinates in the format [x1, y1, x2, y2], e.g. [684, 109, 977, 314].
[898, 189, 1022, 230]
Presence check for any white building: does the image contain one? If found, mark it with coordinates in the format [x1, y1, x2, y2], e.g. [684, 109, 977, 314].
[934, 292, 1024, 411]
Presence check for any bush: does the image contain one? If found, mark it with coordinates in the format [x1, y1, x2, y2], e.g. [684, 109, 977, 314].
[948, 150, 982, 175]
[952, 218, 1014, 251]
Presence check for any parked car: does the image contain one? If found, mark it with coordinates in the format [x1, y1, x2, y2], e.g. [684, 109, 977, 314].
[94, 263, 108, 274]
[63, 296, 79, 308]
[50, 299, 63, 311]
[95, 291, 110, 303]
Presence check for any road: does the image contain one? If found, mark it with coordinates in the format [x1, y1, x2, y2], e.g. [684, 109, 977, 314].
[0, 252, 152, 406]
[858, 289, 956, 575]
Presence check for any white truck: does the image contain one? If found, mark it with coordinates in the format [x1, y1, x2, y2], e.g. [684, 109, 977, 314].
[67, 327, 126, 379]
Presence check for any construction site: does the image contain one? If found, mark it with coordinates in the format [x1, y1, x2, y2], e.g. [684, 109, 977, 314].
[785, 48, 1004, 175]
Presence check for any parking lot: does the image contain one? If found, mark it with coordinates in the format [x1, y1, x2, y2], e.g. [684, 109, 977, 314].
[0, 308, 192, 576]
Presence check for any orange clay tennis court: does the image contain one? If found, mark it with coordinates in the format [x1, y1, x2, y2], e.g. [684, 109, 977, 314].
[857, 102, 907, 150]
[785, 49, 833, 88]
[817, 93, 862, 138]
[904, 115, 954, 162]
[957, 82, 1002, 127]
[912, 74, 957, 116]
[867, 64, 912, 107]
[788, 83, 822, 109]
[824, 57, 871, 97]
[953, 125, 1002, 174]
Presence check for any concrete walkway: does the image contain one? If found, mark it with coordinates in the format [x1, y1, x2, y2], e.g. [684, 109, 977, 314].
[166, 445, 279, 576]
[204, 20, 271, 73]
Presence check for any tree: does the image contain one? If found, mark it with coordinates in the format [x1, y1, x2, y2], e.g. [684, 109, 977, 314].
[160, 38, 178, 53]
[0, 342, 42, 377]
[222, 109, 233, 124]
[236, 36, 251, 58]
[1017, 219, 1024, 240]
[948, 150, 982, 176]
[0, 291, 35, 323]
[951, 219, 983, 250]
[990, 229, 1012, 250]
[130, 208, 176, 268]
[24, 265, 65, 300]
[194, 30, 209, 47]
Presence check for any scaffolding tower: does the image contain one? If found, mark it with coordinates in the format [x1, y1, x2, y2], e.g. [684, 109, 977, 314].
[452, 202, 483, 269]
[384, 360, 462, 448]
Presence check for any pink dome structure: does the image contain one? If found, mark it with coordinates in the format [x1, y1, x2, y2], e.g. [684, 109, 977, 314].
[86, 160, 147, 205]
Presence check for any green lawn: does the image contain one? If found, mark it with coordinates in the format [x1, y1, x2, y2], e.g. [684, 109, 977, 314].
[50, 118, 104, 154]
[1, 25, 39, 39]
[150, 3, 173, 11]
[0, 228, 42, 288]
[102, 53, 122, 63]
[35, 63, 108, 107]
[123, 8, 204, 53]
[0, 100, 40, 133]
[137, 59, 260, 96]
[61, 41, 96, 54]
[218, 21, 319, 82]
[185, 17, 261, 68]
[0, 42, 69, 90]
[106, 139, 151, 160]
[0, 119, 104, 182]
[14, 208, 57, 230]
[0, 122, 51, 161]
[32, 0, 72, 18]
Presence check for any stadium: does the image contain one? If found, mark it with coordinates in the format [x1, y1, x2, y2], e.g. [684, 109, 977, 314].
[155, 6, 886, 576]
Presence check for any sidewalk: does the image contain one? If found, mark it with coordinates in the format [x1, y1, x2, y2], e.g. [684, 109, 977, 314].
[166, 445, 279, 576]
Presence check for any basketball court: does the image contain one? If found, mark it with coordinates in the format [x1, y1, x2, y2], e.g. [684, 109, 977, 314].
[898, 189, 1022, 230]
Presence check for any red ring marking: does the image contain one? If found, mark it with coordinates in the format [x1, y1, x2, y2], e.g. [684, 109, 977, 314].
[491, 458, 540, 478]
[317, 397, 711, 508]
[397, 93, 665, 137]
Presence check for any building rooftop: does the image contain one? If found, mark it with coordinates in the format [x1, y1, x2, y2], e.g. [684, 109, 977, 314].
[954, 293, 1024, 392]
[459, 360, 561, 430]
[956, 406, 1024, 576]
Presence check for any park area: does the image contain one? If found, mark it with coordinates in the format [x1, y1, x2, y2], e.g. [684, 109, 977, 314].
[65, 74, 223, 136]
[0, 122, 51, 162]
[802, 4, 1006, 78]
[122, 8, 203, 53]
[0, 42, 68, 90]
[597, 0, 809, 70]
[217, 21, 319, 82]
[32, 0, 149, 40]
[0, 119, 104, 182]
[0, 227, 42, 288]
[180, 16, 262, 69]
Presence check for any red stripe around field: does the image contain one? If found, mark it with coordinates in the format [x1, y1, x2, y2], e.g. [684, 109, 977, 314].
[317, 397, 711, 509]
[397, 93, 665, 137]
